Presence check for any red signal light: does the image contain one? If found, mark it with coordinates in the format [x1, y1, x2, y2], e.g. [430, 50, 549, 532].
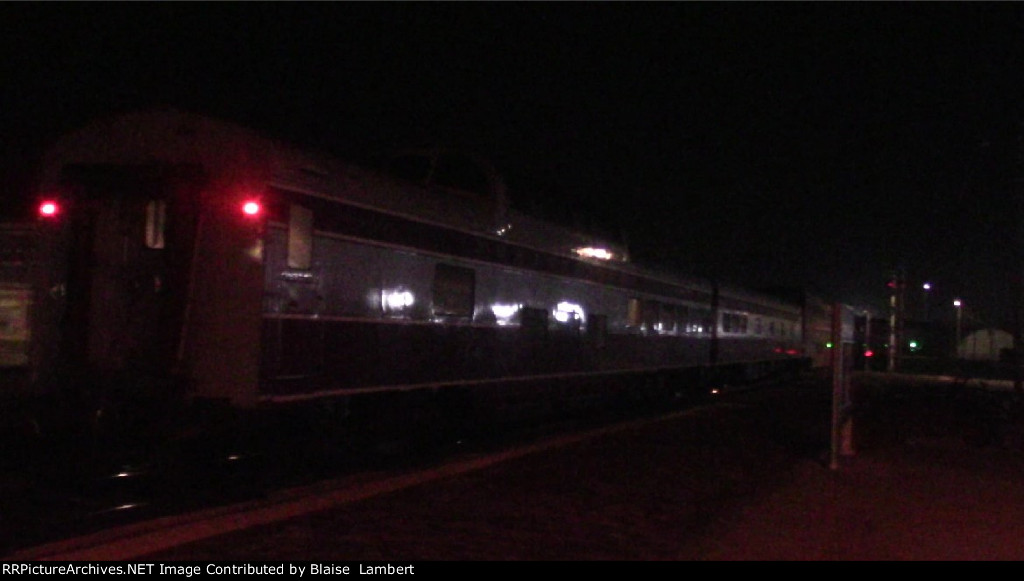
[865, 350, 874, 358]
[242, 200, 261, 217]
[38, 200, 59, 218]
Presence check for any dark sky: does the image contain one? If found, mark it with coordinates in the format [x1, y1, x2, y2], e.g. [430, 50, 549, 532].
[3, 3, 1024, 328]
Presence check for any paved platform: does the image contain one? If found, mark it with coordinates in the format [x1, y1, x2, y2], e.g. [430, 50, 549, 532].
[8, 378, 1024, 561]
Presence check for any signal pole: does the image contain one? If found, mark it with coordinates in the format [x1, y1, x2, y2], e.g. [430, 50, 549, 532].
[863, 310, 871, 372]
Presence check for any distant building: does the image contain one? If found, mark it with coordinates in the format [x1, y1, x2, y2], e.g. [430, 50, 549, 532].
[958, 328, 1013, 361]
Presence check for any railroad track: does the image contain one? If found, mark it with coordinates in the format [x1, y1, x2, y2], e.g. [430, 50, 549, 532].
[1, 376, 806, 558]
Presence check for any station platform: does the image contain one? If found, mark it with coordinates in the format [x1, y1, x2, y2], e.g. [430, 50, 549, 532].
[7, 377, 1024, 561]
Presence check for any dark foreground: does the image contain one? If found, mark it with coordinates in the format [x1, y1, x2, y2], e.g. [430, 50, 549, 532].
[10, 372, 1024, 561]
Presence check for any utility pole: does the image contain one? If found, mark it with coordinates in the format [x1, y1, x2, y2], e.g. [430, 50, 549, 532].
[830, 302, 853, 469]
[1015, 119, 1024, 393]
[887, 270, 904, 372]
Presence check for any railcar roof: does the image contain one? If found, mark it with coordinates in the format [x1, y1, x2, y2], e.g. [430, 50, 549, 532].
[33, 109, 807, 312]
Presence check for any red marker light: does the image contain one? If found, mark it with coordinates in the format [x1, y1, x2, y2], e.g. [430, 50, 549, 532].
[39, 200, 59, 218]
[242, 200, 261, 217]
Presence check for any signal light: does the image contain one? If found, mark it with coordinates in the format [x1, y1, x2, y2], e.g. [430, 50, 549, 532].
[865, 350, 874, 358]
[241, 200, 261, 217]
[38, 200, 60, 218]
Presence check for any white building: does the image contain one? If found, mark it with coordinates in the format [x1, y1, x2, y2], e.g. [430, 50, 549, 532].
[958, 328, 1014, 361]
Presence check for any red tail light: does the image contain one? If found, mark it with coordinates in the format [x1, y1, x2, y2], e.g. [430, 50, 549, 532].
[242, 200, 261, 217]
[38, 200, 60, 218]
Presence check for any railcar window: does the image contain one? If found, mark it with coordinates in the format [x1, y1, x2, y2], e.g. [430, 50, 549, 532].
[676, 305, 690, 334]
[432, 264, 475, 318]
[627, 298, 642, 330]
[700, 308, 714, 334]
[288, 204, 314, 270]
[687, 307, 709, 334]
[642, 300, 659, 334]
[144, 199, 166, 249]
[659, 304, 676, 334]
[553, 306, 582, 334]
[754, 317, 763, 335]
[588, 313, 607, 348]
[521, 306, 548, 337]
[0, 286, 31, 366]
[723, 313, 749, 335]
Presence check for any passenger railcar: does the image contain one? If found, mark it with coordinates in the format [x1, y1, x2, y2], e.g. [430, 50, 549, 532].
[1, 109, 815, 439]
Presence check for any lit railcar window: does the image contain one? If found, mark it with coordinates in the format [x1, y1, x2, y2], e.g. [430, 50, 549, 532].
[554, 301, 584, 325]
[0, 287, 31, 367]
[144, 200, 167, 249]
[627, 298, 642, 330]
[288, 204, 314, 270]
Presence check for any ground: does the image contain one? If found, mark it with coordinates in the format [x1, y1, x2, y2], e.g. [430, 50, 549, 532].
[11, 373, 1024, 561]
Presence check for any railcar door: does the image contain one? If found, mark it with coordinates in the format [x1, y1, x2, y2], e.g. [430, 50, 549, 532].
[56, 164, 202, 395]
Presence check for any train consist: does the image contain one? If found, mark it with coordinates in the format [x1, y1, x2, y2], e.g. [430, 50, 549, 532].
[0, 109, 835, 442]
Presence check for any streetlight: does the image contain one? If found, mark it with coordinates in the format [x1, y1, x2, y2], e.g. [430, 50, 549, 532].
[922, 282, 932, 321]
[953, 298, 963, 358]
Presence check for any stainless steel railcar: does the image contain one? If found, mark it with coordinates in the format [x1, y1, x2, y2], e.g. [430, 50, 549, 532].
[1, 109, 813, 437]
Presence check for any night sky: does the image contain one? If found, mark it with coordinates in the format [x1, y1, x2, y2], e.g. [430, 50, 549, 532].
[3, 3, 1024, 328]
